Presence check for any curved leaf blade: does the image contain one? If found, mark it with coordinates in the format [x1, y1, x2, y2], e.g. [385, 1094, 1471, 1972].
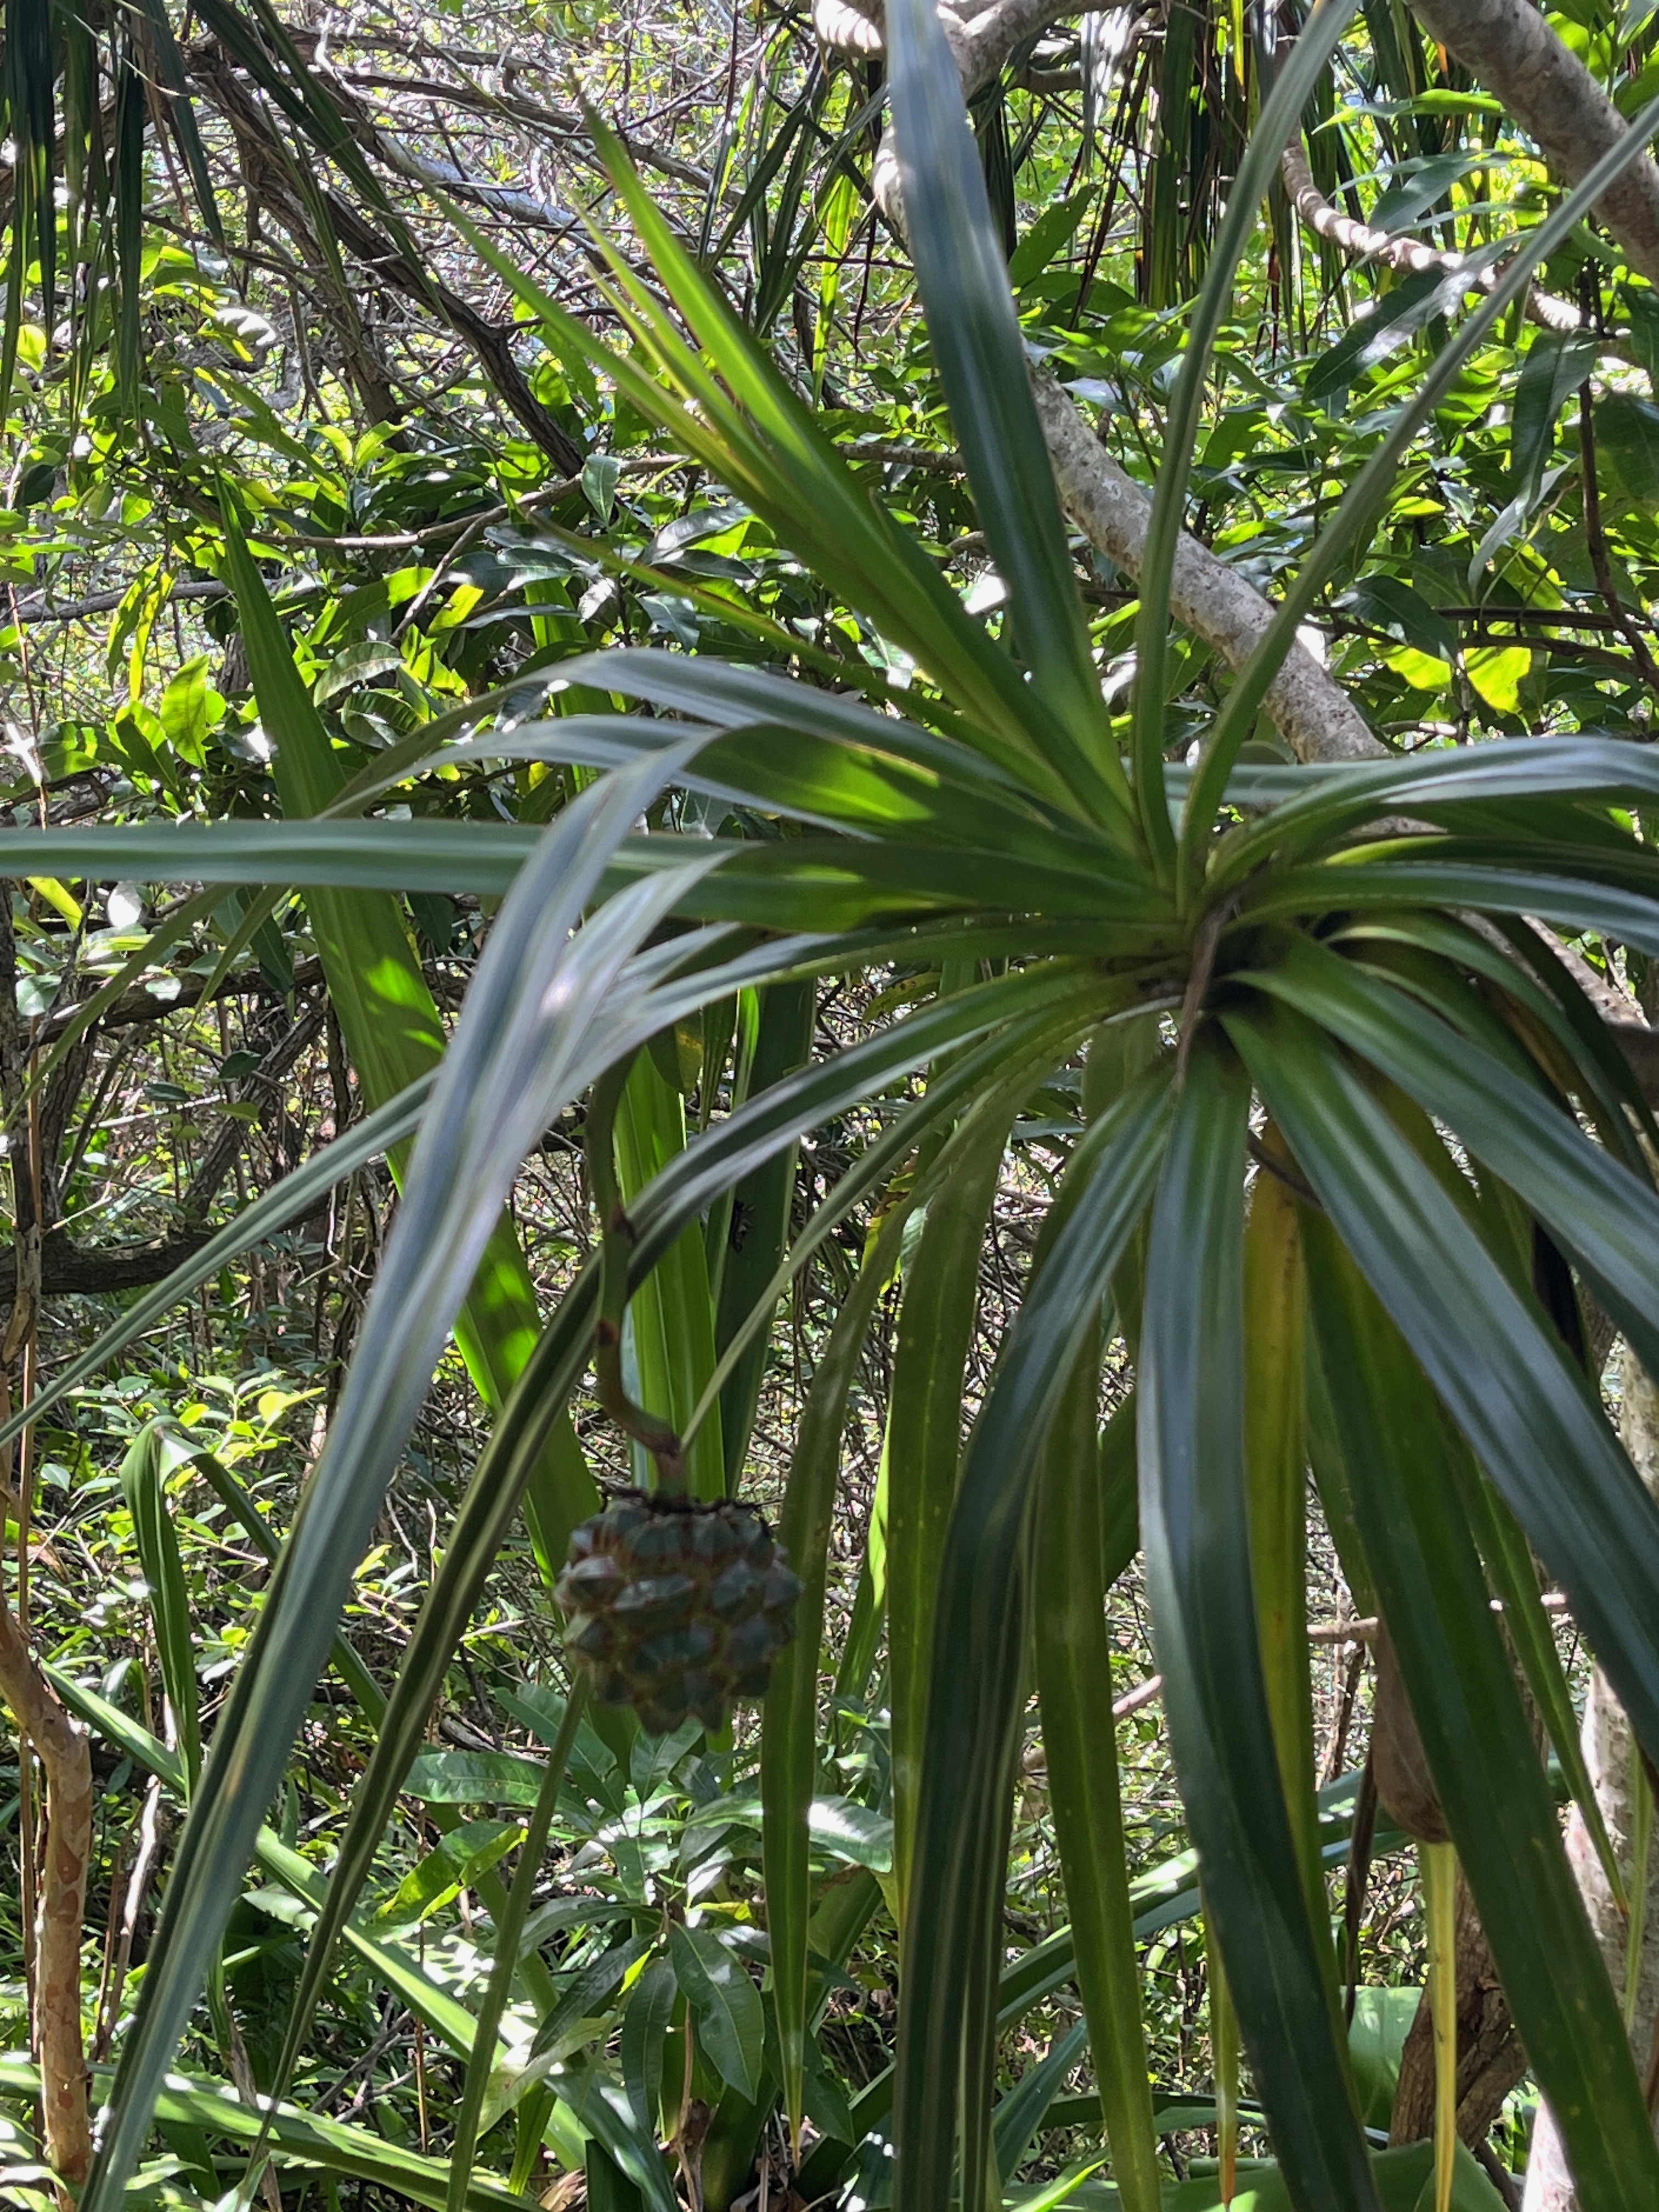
[1034, 1341, 1161, 2212]
[1138, 1032, 1379, 2212]
[1302, 1223, 1659, 2204]
[1239, 935, 1659, 1381]
[1225, 998, 1659, 1788]
[883, 0, 1127, 828]
[895, 1063, 1175, 2212]
[81, 760, 721, 2212]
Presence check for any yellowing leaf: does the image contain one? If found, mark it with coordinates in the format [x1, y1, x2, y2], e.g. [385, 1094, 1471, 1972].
[27, 878, 82, 927]
[1384, 646, 1452, 695]
[1464, 646, 1531, 714]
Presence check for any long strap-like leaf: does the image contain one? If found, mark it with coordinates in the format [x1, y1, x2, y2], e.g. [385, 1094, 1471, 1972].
[895, 1063, 1173, 2212]
[80, 762, 715, 2212]
[1034, 1336, 1161, 2212]
[1228, 995, 1659, 1777]
[1138, 1031, 1379, 2212]
[764, 1191, 917, 2149]
[887, 1107, 1007, 1922]
[1302, 1218, 1659, 2205]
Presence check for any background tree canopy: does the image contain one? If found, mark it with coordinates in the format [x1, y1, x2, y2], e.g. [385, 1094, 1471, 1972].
[10, 0, 1659, 2208]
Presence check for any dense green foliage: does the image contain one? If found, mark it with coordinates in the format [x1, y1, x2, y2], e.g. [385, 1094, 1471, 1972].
[9, 0, 1659, 2208]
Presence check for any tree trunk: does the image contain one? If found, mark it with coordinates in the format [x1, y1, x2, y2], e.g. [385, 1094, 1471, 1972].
[0, 1595, 93, 2197]
[1522, 1349, 1659, 2209]
[1389, 1867, 1528, 2148]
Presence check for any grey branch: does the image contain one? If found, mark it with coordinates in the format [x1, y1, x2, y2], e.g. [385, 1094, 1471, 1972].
[1407, 0, 1659, 289]
[846, 0, 1389, 761]
[1028, 364, 1387, 763]
[1280, 137, 1582, 335]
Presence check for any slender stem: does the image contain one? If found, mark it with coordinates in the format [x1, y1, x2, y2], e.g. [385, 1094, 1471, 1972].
[585, 1060, 687, 1492]
[1578, 382, 1659, 695]
[443, 1676, 590, 2212]
[0, 1587, 92, 2200]
[1425, 1841, 1458, 2212]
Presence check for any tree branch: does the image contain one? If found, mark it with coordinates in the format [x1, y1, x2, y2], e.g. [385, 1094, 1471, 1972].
[1028, 362, 1388, 762]
[1407, 0, 1659, 289]
[0, 1595, 91, 2199]
[1280, 136, 1582, 334]
[191, 46, 585, 473]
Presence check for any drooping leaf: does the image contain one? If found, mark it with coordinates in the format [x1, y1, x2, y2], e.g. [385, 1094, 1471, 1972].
[1302, 1221, 1659, 2203]
[896, 1064, 1175, 2212]
[1139, 1032, 1379, 2211]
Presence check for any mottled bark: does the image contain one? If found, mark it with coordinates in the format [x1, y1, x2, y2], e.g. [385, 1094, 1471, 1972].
[1407, 0, 1659, 289]
[1028, 364, 1387, 764]
[1390, 1869, 1528, 2149]
[1280, 137, 1581, 332]
[0, 1598, 92, 2197]
[1369, 1628, 1530, 2153]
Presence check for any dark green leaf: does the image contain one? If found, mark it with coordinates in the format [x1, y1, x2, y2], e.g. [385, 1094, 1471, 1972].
[1138, 1032, 1379, 2211]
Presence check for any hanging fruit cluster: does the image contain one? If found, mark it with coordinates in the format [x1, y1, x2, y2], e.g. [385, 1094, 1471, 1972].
[556, 1490, 803, 1735]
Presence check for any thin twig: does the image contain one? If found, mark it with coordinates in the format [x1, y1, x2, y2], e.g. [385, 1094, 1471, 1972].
[1578, 380, 1659, 690]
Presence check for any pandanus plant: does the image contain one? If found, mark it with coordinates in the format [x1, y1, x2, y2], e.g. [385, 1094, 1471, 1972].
[15, 0, 1659, 2206]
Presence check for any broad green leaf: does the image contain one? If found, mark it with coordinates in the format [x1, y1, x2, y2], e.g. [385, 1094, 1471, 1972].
[158, 654, 222, 764]
[549, 2053, 681, 2212]
[1511, 329, 1600, 500]
[805, 1797, 893, 1872]
[402, 1750, 550, 1805]
[1463, 645, 1530, 714]
[374, 1820, 518, 1927]
[1348, 1989, 1421, 2132]
[621, 1956, 678, 2137]
[669, 1926, 764, 2103]
[533, 1936, 656, 2067]
[1596, 388, 1659, 504]
[1009, 195, 1092, 288]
